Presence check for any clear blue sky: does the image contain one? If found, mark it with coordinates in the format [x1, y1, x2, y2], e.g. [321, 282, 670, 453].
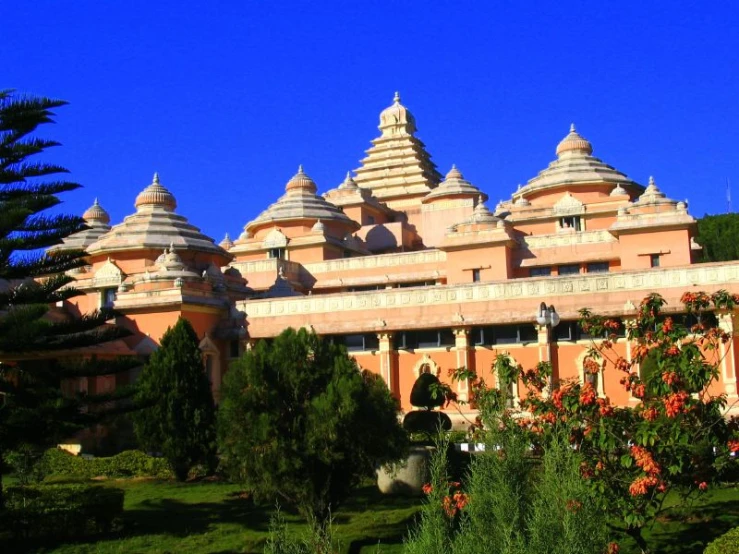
[6, 1, 739, 242]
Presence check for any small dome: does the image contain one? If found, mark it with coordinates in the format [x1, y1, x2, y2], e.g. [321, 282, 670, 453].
[636, 176, 668, 204]
[285, 165, 317, 195]
[312, 219, 325, 233]
[423, 164, 487, 203]
[514, 196, 531, 207]
[471, 200, 500, 224]
[556, 124, 593, 157]
[82, 198, 110, 225]
[378, 92, 417, 136]
[610, 184, 628, 197]
[338, 172, 359, 190]
[135, 173, 177, 211]
[219, 233, 234, 250]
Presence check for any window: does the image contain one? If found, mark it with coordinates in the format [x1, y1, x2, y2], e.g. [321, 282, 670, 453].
[348, 285, 384, 292]
[100, 288, 116, 308]
[586, 262, 609, 273]
[229, 340, 240, 358]
[650, 254, 660, 268]
[530, 266, 552, 277]
[335, 333, 380, 352]
[394, 329, 455, 350]
[204, 355, 214, 385]
[558, 264, 580, 276]
[473, 324, 537, 346]
[554, 321, 580, 342]
[268, 248, 285, 259]
[398, 281, 436, 288]
[584, 370, 598, 388]
[559, 216, 582, 231]
[472, 268, 481, 283]
[366, 215, 375, 225]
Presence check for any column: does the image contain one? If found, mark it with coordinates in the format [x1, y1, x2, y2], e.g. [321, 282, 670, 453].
[717, 310, 738, 401]
[377, 332, 397, 397]
[536, 323, 552, 396]
[453, 327, 471, 402]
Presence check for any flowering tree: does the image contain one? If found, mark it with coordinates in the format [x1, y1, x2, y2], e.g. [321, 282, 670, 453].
[449, 290, 739, 554]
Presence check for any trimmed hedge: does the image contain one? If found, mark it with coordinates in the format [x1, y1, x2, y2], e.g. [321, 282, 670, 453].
[704, 526, 739, 553]
[2, 483, 124, 539]
[42, 448, 172, 479]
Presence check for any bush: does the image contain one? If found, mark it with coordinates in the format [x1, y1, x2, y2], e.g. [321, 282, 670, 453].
[704, 526, 739, 554]
[2, 483, 124, 539]
[41, 448, 172, 479]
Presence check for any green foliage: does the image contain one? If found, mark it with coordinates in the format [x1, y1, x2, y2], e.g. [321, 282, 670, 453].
[133, 318, 217, 481]
[218, 328, 408, 527]
[40, 448, 172, 479]
[703, 525, 739, 554]
[410, 373, 446, 409]
[404, 428, 608, 554]
[0, 90, 139, 508]
[696, 213, 739, 262]
[1, 483, 124, 540]
[264, 509, 335, 554]
[403, 410, 452, 435]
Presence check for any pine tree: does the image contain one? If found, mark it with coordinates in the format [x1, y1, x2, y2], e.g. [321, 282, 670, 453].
[133, 318, 217, 481]
[218, 327, 408, 532]
[0, 90, 136, 506]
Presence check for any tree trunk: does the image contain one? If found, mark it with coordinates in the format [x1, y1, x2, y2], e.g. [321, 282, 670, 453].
[626, 526, 650, 554]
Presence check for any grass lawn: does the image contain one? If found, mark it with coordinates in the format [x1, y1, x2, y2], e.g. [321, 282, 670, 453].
[6, 479, 739, 553]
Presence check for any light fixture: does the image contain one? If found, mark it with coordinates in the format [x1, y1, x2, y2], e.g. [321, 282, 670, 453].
[536, 302, 561, 328]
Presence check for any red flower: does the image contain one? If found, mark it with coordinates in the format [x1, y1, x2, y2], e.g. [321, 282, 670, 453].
[698, 481, 708, 491]
[565, 499, 582, 513]
[642, 406, 659, 421]
[728, 439, 739, 453]
[631, 445, 661, 475]
[663, 391, 689, 418]
[629, 476, 658, 496]
[662, 372, 679, 386]
[607, 542, 621, 554]
[633, 384, 646, 399]
[422, 483, 433, 495]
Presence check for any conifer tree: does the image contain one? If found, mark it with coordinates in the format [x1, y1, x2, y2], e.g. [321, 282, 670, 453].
[133, 318, 217, 481]
[0, 90, 137, 506]
[218, 327, 408, 533]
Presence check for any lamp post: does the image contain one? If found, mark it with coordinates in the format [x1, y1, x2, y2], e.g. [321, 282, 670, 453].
[536, 302, 560, 394]
[536, 302, 561, 329]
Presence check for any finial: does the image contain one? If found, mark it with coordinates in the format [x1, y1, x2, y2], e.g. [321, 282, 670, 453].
[153, 172, 160, 184]
[224, 232, 231, 241]
[648, 176, 655, 186]
[570, 123, 576, 133]
[298, 164, 304, 174]
[393, 91, 400, 104]
[93, 197, 99, 206]
[169, 241, 175, 252]
[345, 171, 352, 180]
[451, 163, 457, 170]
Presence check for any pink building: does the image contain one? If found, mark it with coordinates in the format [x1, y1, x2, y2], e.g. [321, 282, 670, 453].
[54, 94, 739, 418]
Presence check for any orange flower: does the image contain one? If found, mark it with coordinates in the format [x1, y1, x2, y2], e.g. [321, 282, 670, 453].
[631, 445, 661, 475]
[633, 384, 646, 399]
[642, 406, 659, 421]
[422, 483, 433, 495]
[662, 317, 673, 334]
[580, 383, 597, 406]
[663, 391, 689, 417]
[629, 476, 658, 496]
[662, 372, 679, 386]
[565, 499, 582, 513]
[607, 542, 621, 554]
[665, 345, 680, 356]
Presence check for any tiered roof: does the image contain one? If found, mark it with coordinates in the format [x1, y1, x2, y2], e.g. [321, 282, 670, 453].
[243, 166, 359, 236]
[54, 198, 112, 251]
[512, 124, 643, 201]
[423, 165, 487, 203]
[352, 93, 442, 203]
[87, 173, 229, 260]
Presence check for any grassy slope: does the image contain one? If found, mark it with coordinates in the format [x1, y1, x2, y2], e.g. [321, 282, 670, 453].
[14, 479, 739, 554]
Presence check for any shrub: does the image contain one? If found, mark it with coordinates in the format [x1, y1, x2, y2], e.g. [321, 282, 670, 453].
[41, 448, 172, 479]
[704, 526, 739, 554]
[2, 483, 124, 539]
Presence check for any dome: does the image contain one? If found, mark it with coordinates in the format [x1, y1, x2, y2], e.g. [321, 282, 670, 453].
[338, 172, 359, 190]
[244, 167, 359, 235]
[635, 176, 670, 204]
[378, 92, 417, 136]
[470, 200, 501, 224]
[285, 165, 318, 195]
[610, 184, 628, 197]
[423, 165, 487, 203]
[82, 198, 110, 225]
[219, 233, 234, 250]
[134, 173, 177, 211]
[556, 124, 593, 157]
[312, 219, 326, 233]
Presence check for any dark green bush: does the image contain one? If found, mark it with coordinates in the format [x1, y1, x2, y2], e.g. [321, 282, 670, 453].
[704, 526, 739, 554]
[409, 373, 445, 409]
[41, 448, 172, 479]
[2, 484, 124, 539]
[403, 410, 452, 434]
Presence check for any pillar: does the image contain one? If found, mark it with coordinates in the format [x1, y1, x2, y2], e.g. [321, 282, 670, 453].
[717, 309, 738, 401]
[453, 327, 471, 402]
[377, 332, 397, 398]
[536, 323, 552, 396]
